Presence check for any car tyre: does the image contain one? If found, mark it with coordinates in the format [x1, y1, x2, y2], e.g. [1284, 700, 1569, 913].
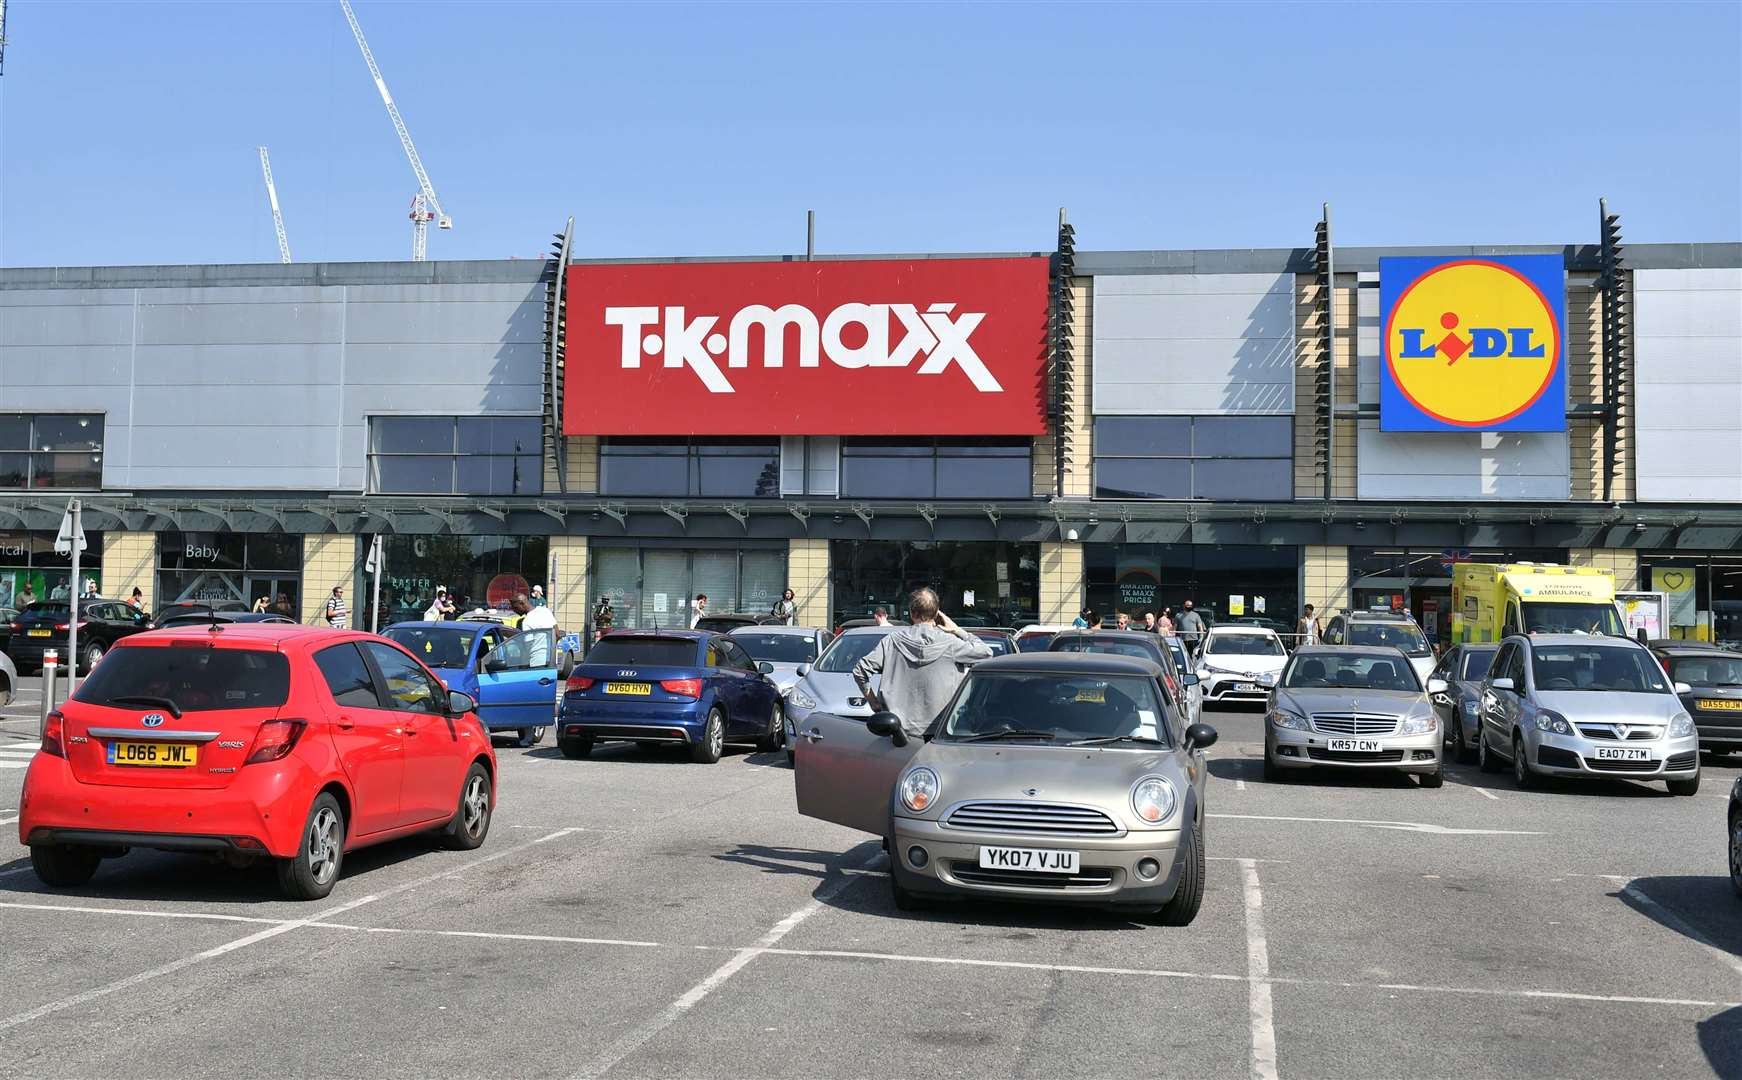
[1262, 749, 1285, 784]
[517, 726, 545, 748]
[1478, 729, 1504, 774]
[690, 709, 725, 764]
[1667, 773, 1700, 797]
[276, 792, 345, 901]
[1730, 810, 1742, 898]
[1154, 815, 1205, 927]
[1512, 733, 1539, 791]
[1418, 767, 1444, 789]
[890, 867, 929, 912]
[441, 763, 493, 850]
[30, 844, 100, 888]
[558, 737, 593, 760]
[786, 748, 795, 768]
[1447, 714, 1470, 764]
[756, 701, 784, 753]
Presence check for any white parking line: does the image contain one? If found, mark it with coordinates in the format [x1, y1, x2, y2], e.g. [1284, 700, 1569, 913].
[571, 854, 877, 1080]
[1210, 813, 1543, 836]
[1471, 787, 1500, 801]
[0, 900, 289, 927]
[0, 816, 18, 827]
[1239, 859, 1279, 1080]
[0, 826, 585, 1032]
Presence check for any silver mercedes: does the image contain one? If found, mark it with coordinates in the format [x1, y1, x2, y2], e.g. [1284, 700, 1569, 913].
[1263, 645, 1445, 787]
[780, 625, 891, 766]
[795, 652, 1217, 925]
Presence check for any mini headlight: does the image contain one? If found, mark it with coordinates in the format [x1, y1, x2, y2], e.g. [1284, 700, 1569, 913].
[1397, 713, 1437, 735]
[1668, 712, 1695, 738]
[1269, 708, 1308, 731]
[1131, 776, 1177, 825]
[787, 687, 817, 711]
[899, 767, 940, 813]
[1534, 711, 1572, 736]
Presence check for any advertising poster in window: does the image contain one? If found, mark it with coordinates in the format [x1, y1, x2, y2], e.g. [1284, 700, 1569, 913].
[1115, 552, 1159, 614]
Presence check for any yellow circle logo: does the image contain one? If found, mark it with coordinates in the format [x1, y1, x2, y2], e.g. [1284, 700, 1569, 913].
[1383, 260, 1560, 428]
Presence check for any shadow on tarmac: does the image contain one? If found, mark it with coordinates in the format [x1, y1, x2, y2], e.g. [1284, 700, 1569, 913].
[1614, 875, 1742, 1075]
[522, 741, 786, 768]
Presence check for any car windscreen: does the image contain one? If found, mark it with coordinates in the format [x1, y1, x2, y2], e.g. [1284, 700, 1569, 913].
[1285, 652, 1420, 692]
[1345, 623, 1431, 657]
[732, 632, 819, 664]
[1207, 633, 1284, 657]
[583, 637, 698, 667]
[1015, 632, 1056, 653]
[74, 645, 291, 712]
[937, 672, 1170, 745]
[1669, 656, 1742, 687]
[19, 603, 71, 619]
[383, 626, 478, 670]
[1051, 636, 1159, 663]
[1530, 645, 1670, 693]
[814, 631, 889, 673]
[1459, 648, 1498, 682]
[1522, 602, 1625, 637]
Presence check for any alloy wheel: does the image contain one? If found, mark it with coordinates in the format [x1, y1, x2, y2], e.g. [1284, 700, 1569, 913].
[307, 806, 341, 885]
[461, 775, 489, 837]
[709, 715, 724, 757]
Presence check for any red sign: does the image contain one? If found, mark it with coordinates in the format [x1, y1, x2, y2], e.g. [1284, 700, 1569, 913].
[562, 257, 1050, 436]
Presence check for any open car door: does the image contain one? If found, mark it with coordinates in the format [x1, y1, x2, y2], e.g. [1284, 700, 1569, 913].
[793, 711, 921, 836]
[477, 629, 559, 730]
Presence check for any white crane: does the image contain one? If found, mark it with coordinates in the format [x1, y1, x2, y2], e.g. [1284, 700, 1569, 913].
[339, 0, 452, 260]
[257, 147, 292, 264]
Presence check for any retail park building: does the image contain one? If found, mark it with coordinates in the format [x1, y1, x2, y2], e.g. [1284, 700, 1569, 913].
[2, 215, 1739, 644]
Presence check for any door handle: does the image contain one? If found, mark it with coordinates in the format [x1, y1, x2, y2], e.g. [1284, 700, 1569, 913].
[403, 725, 420, 737]
[803, 728, 823, 743]
[538, 677, 554, 685]
[336, 715, 355, 730]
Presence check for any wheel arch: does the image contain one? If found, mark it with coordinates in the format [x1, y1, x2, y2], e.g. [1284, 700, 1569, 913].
[318, 780, 355, 843]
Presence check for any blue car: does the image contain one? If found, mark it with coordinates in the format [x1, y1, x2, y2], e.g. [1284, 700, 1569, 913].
[558, 629, 783, 764]
[382, 620, 563, 747]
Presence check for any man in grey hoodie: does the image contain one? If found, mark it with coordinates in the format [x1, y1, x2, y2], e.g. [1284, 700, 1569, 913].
[852, 587, 992, 737]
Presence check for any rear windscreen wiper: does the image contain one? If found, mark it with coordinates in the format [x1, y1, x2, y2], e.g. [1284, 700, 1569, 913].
[106, 695, 183, 719]
[958, 728, 1057, 742]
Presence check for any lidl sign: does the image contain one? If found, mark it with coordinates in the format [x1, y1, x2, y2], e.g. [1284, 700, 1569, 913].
[1379, 254, 1566, 432]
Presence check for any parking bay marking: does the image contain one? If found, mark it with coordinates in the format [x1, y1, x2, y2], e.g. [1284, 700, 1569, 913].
[1239, 858, 1280, 1080]
[1210, 813, 1543, 836]
[1470, 787, 1500, 801]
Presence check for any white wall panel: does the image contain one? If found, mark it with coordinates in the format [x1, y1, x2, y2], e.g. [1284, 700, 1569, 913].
[1634, 268, 1742, 503]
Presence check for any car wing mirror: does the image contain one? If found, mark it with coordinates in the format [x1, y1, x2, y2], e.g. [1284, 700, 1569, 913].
[757, 660, 775, 674]
[795, 664, 810, 677]
[1184, 723, 1218, 752]
[1182, 673, 1199, 687]
[485, 655, 507, 674]
[866, 711, 909, 747]
[1426, 677, 1449, 694]
[446, 689, 477, 716]
[1674, 681, 1693, 695]
[1489, 676, 1515, 692]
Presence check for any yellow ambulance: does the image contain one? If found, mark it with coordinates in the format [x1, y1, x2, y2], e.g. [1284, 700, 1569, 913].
[1449, 563, 1627, 644]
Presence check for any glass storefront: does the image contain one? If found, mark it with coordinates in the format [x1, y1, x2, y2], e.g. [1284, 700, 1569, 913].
[1085, 543, 1297, 632]
[591, 545, 787, 630]
[1639, 553, 1742, 647]
[361, 534, 550, 630]
[829, 541, 1039, 629]
[0, 530, 104, 608]
[1347, 547, 1562, 646]
[157, 531, 302, 616]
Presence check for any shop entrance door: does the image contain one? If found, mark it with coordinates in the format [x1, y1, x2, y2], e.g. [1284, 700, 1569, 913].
[247, 576, 300, 620]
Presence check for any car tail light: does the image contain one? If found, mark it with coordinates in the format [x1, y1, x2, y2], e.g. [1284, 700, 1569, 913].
[245, 720, 306, 765]
[660, 678, 703, 699]
[566, 675, 595, 692]
[42, 711, 66, 758]
[7, 621, 20, 631]
[52, 621, 87, 632]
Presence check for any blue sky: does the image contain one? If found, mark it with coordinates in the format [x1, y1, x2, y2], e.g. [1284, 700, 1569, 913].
[1, 1, 1738, 267]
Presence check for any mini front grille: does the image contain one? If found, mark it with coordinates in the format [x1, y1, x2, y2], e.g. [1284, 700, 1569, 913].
[1583, 756, 1660, 773]
[1307, 747, 1405, 763]
[1576, 725, 1662, 741]
[1310, 714, 1399, 737]
[948, 862, 1116, 890]
[1665, 751, 1698, 771]
[943, 801, 1121, 836]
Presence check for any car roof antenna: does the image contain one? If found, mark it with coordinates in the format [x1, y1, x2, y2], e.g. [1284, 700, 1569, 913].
[207, 605, 224, 633]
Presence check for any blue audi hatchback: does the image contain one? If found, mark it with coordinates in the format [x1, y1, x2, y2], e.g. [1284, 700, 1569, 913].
[558, 630, 783, 763]
[383, 620, 564, 747]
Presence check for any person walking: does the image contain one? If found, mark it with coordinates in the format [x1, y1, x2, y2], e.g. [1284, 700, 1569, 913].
[19, 582, 36, 608]
[851, 588, 992, 737]
[772, 588, 798, 626]
[1072, 609, 1090, 629]
[689, 593, 707, 629]
[873, 606, 891, 627]
[1141, 611, 1157, 633]
[1176, 600, 1206, 654]
[324, 586, 349, 629]
[1116, 612, 1131, 631]
[1087, 611, 1104, 630]
[1159, 607, 1175, 636]
[512, 592, 559, 666]
[1298, 604, 1323, 648]
[592, 595, 615, 636]
[530, 584, 548, 608]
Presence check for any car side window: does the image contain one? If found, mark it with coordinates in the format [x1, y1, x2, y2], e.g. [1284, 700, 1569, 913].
[361, 642, 445, 714]
[1489, 644, 1513, 686]
[487, 632, 535, 671]
[314, 643, 383, 710]
[718, 640, 749, 672]
[477, 629, 500, 658]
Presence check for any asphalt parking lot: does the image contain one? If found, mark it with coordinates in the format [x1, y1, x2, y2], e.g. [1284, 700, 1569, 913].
[2, 675, 1740, 1079]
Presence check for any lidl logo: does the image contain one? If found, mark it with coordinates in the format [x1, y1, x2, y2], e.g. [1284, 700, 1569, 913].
[1379, 254, 1566, 432]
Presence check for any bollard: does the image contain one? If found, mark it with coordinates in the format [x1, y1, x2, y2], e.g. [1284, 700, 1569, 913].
[40, 649, 59, 738]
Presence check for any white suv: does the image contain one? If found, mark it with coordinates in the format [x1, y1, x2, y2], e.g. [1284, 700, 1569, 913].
[1197, 626, 1289, 705]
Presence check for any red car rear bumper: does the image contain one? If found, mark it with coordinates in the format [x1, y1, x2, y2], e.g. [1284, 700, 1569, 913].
[18, 753, 332, 859]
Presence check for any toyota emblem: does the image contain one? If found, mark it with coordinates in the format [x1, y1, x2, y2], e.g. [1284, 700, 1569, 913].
[141, 713, 165, 728]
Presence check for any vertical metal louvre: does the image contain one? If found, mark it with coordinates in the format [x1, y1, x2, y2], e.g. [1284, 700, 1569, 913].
[543, 217, 575, 494]
[1051, 211, 1077, 493]
[1597, 198, 1628, 503]
[1314, 204, 1334, 501]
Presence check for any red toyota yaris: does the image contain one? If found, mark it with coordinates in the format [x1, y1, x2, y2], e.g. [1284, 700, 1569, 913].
[18, 624, 497, 900]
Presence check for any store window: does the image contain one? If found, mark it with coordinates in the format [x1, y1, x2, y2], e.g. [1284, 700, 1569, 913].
[362, 534, 550, 630]
[368, 416, 542, 496]
[1640, 554, 1742, 647]
[839, 438, 1031, 499]
[0, 413, 104, 490]
[600, 438, 781, 498]
[780, 437, 841, 496]
[1092, 416, 1291, 501]
[590, 546, 787, 630]
[156, 531, 303, 616]
[1084, 543, 1298, 632]
[829, 541, 1039, 629]
[1347, 547, 1562, 645]
[0, 529, 105, 608]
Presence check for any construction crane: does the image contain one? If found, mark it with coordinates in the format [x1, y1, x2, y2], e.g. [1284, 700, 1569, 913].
[338, 0, 452, 261]
[257, 147, 292, 264]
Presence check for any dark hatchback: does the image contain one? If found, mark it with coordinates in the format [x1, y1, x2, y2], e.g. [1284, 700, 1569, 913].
[558, 630, 784, 764]
[1651, 646, 1742, 753]
[6, 601, 154, 673]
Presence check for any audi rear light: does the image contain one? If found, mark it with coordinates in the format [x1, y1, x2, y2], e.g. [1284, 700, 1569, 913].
[660, 678, 703, 699]
[7, 621, 20, 631]
[566, 675, 595, 692]
[245, 720, 306, 765]
[42, 711, 66, 758]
